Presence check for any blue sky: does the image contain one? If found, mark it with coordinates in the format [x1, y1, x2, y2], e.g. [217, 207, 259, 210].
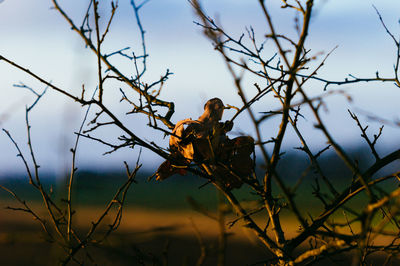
[1, 0, 400, 176]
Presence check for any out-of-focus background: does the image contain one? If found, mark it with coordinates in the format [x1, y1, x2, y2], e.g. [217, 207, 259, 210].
[1, 0, 400, 265]
[0, 0, 400, 174]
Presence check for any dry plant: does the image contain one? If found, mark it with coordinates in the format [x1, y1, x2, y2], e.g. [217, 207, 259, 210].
[0, 0, 168, 264]
[1, 0, 400, 265]
[188, 1, 400, 265]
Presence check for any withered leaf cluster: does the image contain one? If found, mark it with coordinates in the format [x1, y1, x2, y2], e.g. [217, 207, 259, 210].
[155, 98, 255, 190]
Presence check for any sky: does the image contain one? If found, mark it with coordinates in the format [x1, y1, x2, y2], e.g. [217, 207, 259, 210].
[0, 0, 400, 177]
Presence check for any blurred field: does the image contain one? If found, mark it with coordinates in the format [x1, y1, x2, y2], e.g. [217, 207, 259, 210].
[0, 170, 271, 265]
[1, 200, 399, 265]
[0, 201, 273, 265]
[1, 156, 399, 265]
